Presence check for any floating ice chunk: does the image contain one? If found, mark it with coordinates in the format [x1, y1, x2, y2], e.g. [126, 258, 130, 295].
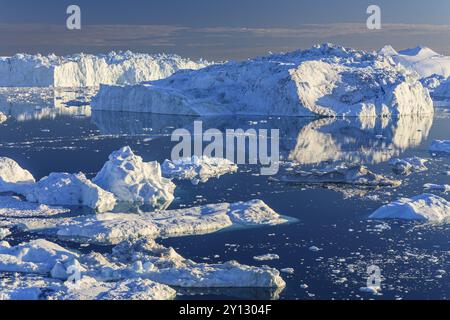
[0, 52, 212, 88]
[0, 275, 62, 300]
[0, 239, 79, 274]
[277, 164, 401, 187]
[0, 228, 11, 240]
[0, 157, 35, 193]
[430, 140, 450, 155]
[92, 44, 433, 117]
[309, 246, 321, 252]
[162, 156, 237, 184]
[253, 254, 280, 261]
[56, 200, 287, 244]
[24, 172, 116, 213]
[369, 194, 450, 222]
[0, 112, 7, 123]
[112, 238, 286, 288]
[389, 157, 428, 175]
[423, 184, 450, 193]
[57, 213, 160, 245]
[280, 268, 295, 274]
[0, 195, 69, 218]
[93, 147, 175, 208]
[359, 286, 381, 294]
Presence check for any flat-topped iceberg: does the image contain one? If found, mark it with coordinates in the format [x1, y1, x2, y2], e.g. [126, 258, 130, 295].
[0, 51, 211, 88]
[93, 147, 175, 208]
[56, 200, 288, 244]
[379, 45, 450, 78]
[0, 111, 7, 123]
[24, 172, 116, 213]
[162, 156, 238, 184]
[92, 44, 433, 117]
[369, 194, 450, 222]
[0, 157, 35, 193]
[430, 140, 450, 154]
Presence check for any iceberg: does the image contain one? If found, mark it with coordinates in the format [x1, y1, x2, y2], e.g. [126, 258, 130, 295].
[0, 51, 211, 88]
[56, 200, 288, 244]
[0, 157, 35, 193]
[389, 157, 428, 175]
[162, 156, 238, 184]
[253, 254, 280, 261]
[0, 228, 10, 240]
[369, 194, 450, 222]
[430, 140, 450, 155]
[93, 147, 175, 208]
[24, 172, 116, 213]
[0, 112, 7, 123]
[92, 44, 433, 117]
[423, 183, 450, 193]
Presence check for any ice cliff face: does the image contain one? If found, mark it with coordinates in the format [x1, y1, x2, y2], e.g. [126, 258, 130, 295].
[0, 51, 211, 88]
[92, 44, 433, 117]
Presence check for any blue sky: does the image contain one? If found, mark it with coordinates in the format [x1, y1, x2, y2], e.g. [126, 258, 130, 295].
[1, 0, 450, 59]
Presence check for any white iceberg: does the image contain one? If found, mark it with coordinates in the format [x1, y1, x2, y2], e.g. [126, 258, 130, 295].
[430, 140, 450, 154]
[0, 228, 10, 240]
[0, 51, 211, 88]
[389, 156, 428, 175]
[92, 44, 433, 117]
[24, 172, 116, 213]
[0, 157, 35, 193]
[379, 45, 450, 78]
[369, 194, 450, 222]
[93, 147, 175, 208]
[253, 254, 280, 261]
[276, 164, 401, 187]
[162, 156, 237, 184]
[111, 238, 286, 288]
[423, 183, 450, 193]
[0, 239, 79, 274]
[56, 200, 288, 244]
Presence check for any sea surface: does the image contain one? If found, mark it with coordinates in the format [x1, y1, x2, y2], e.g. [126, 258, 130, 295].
[0, 89, 449, 300]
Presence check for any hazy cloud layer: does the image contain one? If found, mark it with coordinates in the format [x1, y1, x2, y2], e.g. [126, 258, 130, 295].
[1, 23, 450, 60]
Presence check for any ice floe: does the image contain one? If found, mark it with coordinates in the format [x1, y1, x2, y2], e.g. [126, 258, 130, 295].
[275, 164, 401, 187]
[389, 156, 428, 175]
[0, 52, 211, 88]
[253, 254, 280, 261]
[93, 147, 175, 209]
[0, 157, 35, 193]
[162, 156, 238, 184]
[24, 172, 116, 213]
[0, 112, 7, 123]
[92, 44, 433, 117]
[430, 140, 450, 155]
[369, 194, 450, 222]
[56, 200, 288, 244]
[0, 228, 10, 240]
[423, 183, 450, 193]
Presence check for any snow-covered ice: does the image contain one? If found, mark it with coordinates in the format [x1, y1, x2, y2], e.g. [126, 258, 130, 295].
[423, 183, 450, 193]
[0, 51, 211, 87]
[430, 140, 450, 154]
[92, 44, 433, 117]
[389, 157, 428, 175]
[56, 200, 288, 244]
[253, 254, 280, 261]
[0, 228, 11, 240]
[162, 156, 238, 184]
[93, 147, 175, 208]
[0, 157, 35, 193]
[24, 172, 116, 213]
[0, 112, 7, 123]
[276, 164, 401, 187]
[369, 194, 450, 222]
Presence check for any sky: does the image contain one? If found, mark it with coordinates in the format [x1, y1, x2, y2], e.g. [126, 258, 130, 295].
[1, 0, 450, 60]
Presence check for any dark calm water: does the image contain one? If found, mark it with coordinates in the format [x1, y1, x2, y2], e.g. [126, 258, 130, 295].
[0, 99, 449, 300]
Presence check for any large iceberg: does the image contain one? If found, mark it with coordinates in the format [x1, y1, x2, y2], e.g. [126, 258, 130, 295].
[0, 51, 211, 88]
[369, 194, 450, 222]
[92, 44, 433, 117]
[93, 147, 175, 208]
[24, 172, 116, 213]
